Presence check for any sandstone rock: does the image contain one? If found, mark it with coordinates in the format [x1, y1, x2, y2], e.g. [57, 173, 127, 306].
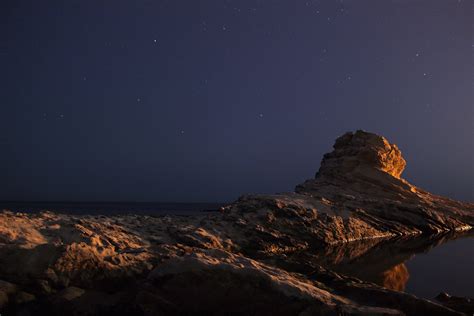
[0, 211, 49, 248]
[0, 131, 472, 315]
[57, 287, 85, 301]
[35, 279, 52, 295]
[148, 249, 405, 316]
[317, 130, 406, 179]
[213, 129, 474, 259]
[14, 291, 35, 304]
[0, 291, 8, 309]
[0, 280, 17, 295]
[0, 280, 18, 309]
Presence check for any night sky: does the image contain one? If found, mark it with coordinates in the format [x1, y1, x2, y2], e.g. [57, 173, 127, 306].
[2, 0, 472, 203]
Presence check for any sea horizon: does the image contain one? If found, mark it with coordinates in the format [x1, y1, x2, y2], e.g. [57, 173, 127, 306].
[0, 200, 227, 215]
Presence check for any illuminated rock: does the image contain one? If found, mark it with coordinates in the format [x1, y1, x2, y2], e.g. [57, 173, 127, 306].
[316, 130, 406, 179]
[0, 131, 472, 315]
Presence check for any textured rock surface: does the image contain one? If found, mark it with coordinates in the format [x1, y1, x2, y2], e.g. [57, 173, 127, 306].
[295, 131, 473, 236]
[317, 130, 407, 179]
[219, 130, 473, 253]
[0, 130, 472, 315]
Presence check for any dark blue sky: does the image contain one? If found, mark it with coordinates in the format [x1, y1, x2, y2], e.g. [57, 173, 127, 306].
[2, 0, 472, 202]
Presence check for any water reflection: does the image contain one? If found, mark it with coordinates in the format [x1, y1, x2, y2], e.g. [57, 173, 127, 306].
[381, 263, 409, 291]
[307, 231, 473, 294]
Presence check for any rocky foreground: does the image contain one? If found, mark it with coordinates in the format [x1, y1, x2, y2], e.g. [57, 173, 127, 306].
[1, 130, 473, 315]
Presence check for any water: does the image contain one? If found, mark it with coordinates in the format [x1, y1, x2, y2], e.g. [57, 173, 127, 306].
[404, 236, 474, 298]
[310, 232, 474, 299]
[0, 201, 225, 215]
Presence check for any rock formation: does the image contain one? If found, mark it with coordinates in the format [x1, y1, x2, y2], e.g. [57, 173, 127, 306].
[0, 130, 472, 315]
[218, 130, 473, 255]
[316, 130, 407, 179]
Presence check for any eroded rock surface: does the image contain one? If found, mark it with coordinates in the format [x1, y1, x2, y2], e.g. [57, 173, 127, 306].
[0, 130, 472, 315]
[317, 129, 407, 179]
[224, 130, 473, 251]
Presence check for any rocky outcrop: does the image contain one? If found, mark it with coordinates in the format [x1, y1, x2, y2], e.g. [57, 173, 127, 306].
[316, 130, 406, 179]
[221, 130, 473, 252]
[147, 249, 406, 316]
[0, 220, 465, 316]
[0, 130, 472, 315]
[295, 130, 473, 236]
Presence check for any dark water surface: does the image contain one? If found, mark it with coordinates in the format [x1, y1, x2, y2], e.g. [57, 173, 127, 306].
[0, 201, 225, 215]
[310, 232, 474, 299]
[404, 235, 473, 298]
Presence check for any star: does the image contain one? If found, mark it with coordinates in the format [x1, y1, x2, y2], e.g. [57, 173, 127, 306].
[137, 98, 141, 102]
[153, 39, 157, 43]
[258, 113, 264, 118]
[222, 26, 227, 31]
[180, 130, 185, 134]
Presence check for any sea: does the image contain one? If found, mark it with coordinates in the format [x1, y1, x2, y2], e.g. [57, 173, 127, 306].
[0, 201, 225, 216]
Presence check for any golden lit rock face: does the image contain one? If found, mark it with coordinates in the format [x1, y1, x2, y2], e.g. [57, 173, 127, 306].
[0, 131, 472, 316]
[381, 263, 410, 292]
[317, 130, 407, 179]
[295, 130, 473, 237]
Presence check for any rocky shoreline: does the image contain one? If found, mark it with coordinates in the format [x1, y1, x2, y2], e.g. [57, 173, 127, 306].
[1, 131, 473, 315]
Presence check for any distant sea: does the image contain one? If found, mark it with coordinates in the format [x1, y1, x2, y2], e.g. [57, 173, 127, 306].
[0, 201, 226, 216]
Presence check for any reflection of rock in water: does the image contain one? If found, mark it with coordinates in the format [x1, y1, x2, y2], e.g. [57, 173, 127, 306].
[1, 131, 473, 316]
[280, 231, 469, 293]
[382, 263, 409, 291]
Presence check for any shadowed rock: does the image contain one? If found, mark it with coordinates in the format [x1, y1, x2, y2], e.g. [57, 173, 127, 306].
[0, 130, 472, 315]
[436, 292, 474, 315]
